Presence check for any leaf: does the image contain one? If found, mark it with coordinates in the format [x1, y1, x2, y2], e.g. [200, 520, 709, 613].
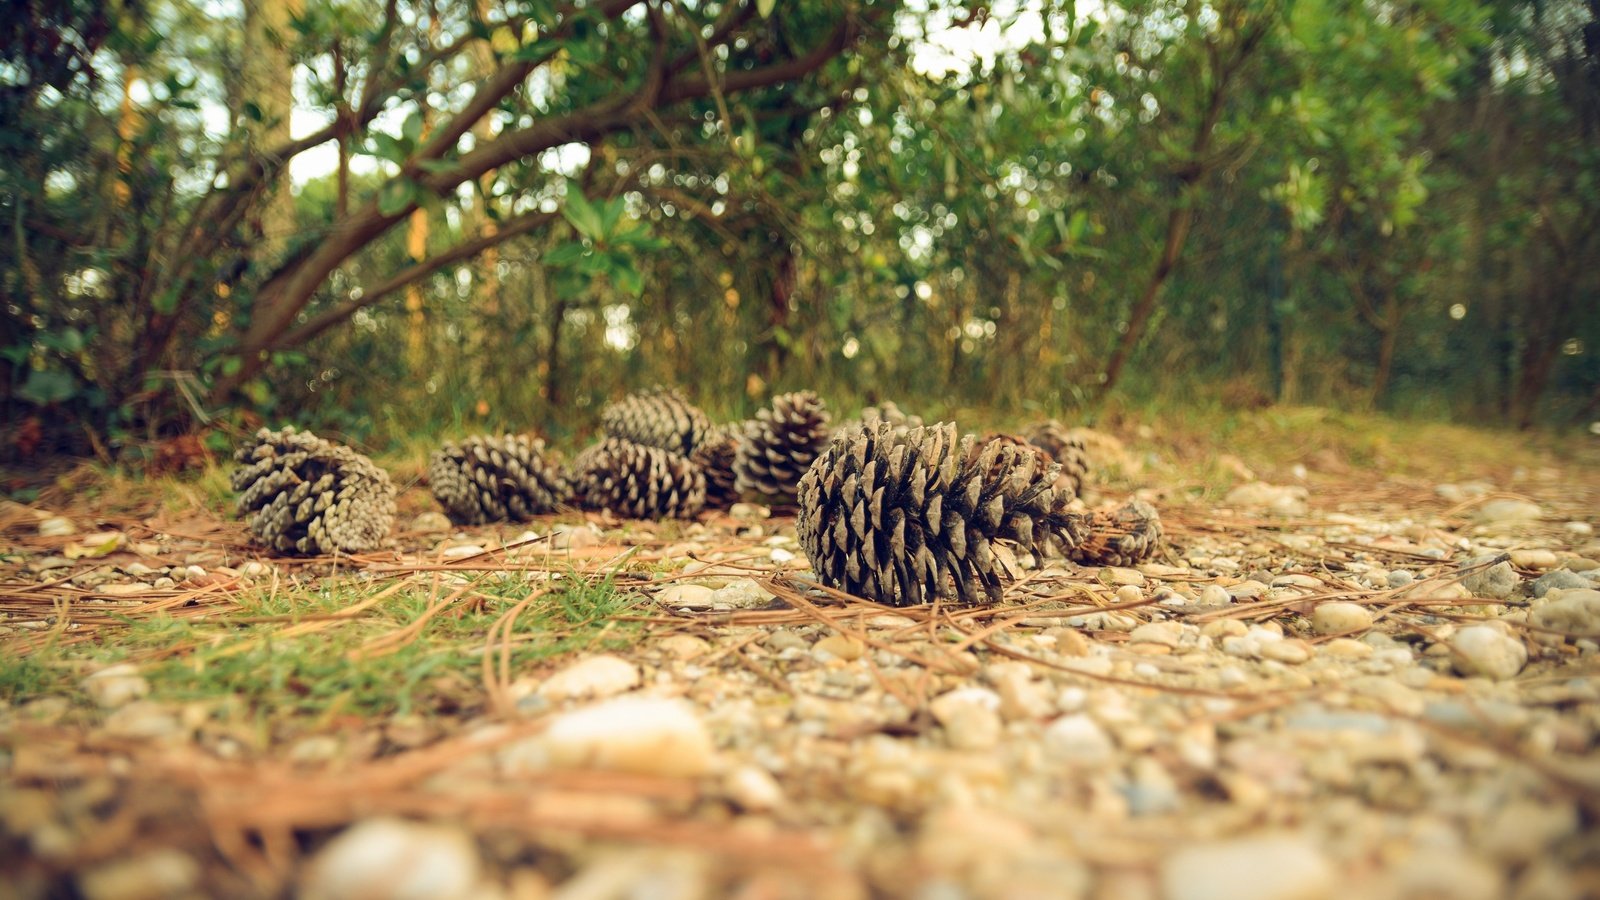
[17, 369, 77, 406]
[543, 241, 588, 267]
[757, 0, 776, 18]
[402, 110, 424, 144]
[65, 531, 126, 560]
[599, 197, 627, 239]
[377, 179, 418, 217]
[614, 263, 643, 298]
[562, 181, 605, 239]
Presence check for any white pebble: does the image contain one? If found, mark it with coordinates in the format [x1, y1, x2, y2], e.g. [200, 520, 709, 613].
[78, 850, 199, 900]
[930, 688, 1003, 751]
[658, 584, 715, 609]
[537, 654, 641, 701]
[301, 818, 481, 900]
[39, 516, 76, 537]
[1161, 834, 1333, 900]
[725, 765, 786, 812]
[1200, 585, 1231, 606]
[1043, 714, 1114, 765]
[1451, 625, 1528, 680]
[538, 697, 714, 777]
[81, 664, 149, 709]
[1311, 602, 1373, 634]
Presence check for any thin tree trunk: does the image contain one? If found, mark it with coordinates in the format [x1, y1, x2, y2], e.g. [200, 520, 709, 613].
[1371, 290, 1400, 409]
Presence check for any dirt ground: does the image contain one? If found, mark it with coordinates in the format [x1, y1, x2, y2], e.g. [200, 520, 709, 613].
[2, 414, 1598, 899]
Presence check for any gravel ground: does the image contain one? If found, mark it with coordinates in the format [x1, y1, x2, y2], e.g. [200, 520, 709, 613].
[2, 449, 1598, 899]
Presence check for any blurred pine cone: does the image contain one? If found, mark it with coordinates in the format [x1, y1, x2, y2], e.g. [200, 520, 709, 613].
[735, 391, 831, 503]
[846, 400, 924, 437]
[1023, 419, 1091, 499]
[428, 434, 568, 525]
[570, 438, 706, 519]
[797, 422, 1091, 606]
[231, 426, 395, 555]
[1071, 499, 1164, 567]
[690, 423, 741, 509]
[599, 387, 711, 456]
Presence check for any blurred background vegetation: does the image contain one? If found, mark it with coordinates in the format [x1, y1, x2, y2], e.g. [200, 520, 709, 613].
[2, 0, 1597, 461]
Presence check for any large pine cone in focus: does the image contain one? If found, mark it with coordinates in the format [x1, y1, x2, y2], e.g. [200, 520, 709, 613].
[797, 423, 1091, 606]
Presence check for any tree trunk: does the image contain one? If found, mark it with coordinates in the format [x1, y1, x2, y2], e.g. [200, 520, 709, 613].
[1370, 289, 1401, 409]
[241, 0, 302, 259]
[1099, 202, 1196, 397]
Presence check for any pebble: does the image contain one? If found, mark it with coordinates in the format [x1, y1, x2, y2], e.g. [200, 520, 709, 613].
[123, 562, 157, 578]
[103, 702, 184, 739]
[98, 583, 153, 596]
[1474, 498, 1542, 525]
[709, 578, 774, 608]
[78, 849, 200, 900]
[1311, 602, 1373, 634]
[1477, 800, 1579, 864]
[1225, 483, 1310, 517]
[1531, 589, 1600, 637]
[1450, 625, 1527, 680]
[240, 561, 270, 577]
[1106, 567, 1145, 586]
[410, 511, 452, 533]
[1321, 638, 1372, 659]
[440, 544, 485, 559]
[1199, 584, 1231, 606]
[1386, 569, 1415, 588]
[1260, 639, 1311, 665]
[1384, 850, 1503, 900]
[537, 697, 714, 777]
[301, 818, 482, 900]
[930, 688, 1003, 751]
[537, 654, 641, 701]
[1227, 580, 1269, 600]
[1128, 621, 1184, 647]
[1565, 521, 1594, 536]
[813, 635, 866, 662]
[1509, 548, 1559, 570]
[656, 634, 710, 660]
[1531, 570, 1593, 598]
[81, 664, 149, 709]
[1460, 554, 1519, 599]
[38, 516, 76, 537]
[659, 584, 715, 609]
[724, 765, 786, 812]
[1161, 834, 1333, 900]
[1043, 714, 1114, 765]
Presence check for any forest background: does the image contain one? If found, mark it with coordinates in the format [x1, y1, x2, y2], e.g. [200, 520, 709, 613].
[3, 0, 1597, 462]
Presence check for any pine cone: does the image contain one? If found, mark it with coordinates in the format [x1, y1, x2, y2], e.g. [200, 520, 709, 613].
[847, 400, 924, 437]
[1024, 419, 1091, 499]
[428, 434, 569, 525]
[599, 387, 711, 456]
[690, 423, 741, 509]
[1071, 499, 1164, 567]
[735, 391, 831, 503]
[231, 426, 395, 555]
[570, 438, 706, 519]
[797, 422, 1092, 606]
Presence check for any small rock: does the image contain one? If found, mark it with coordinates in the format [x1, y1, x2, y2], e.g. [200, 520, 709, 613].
[1160, 834, 1333, 900]
[538, 697, 714, 777]
[82, 664, 149, 709]
[729, 502, 770, 520]
[549, 524, 599, 550]
[39, 516, 76, 537]
[1384, 850, 1503, 900]
[301, 818, 482, 900]
[725, 765, 785, 812]
[103, 702, 183, 739]
[709, 578, 774, 608]
[1565, 521, 1593, 537]
[97, 583, 153, 596]
[1311, 602, 1373, 635]
[1199, 584, 1231, 606]
[1475, 498, 1542, 525]
[659, 584, 715, 609]
[1386, 569, 1415, 588]
[440, 544, 485, 560]
[1510, 549, 1559, 570]
[657, 634, 710, 660]
[1451, 625, 1527, 680]
[78, 849, 200, 900]
[410, 511, 452, 533]
[1124, 756, 1181, 815]
[1227, 580, 1269, 600]
[1531, 588, 1600, 637]
[1460, 554, 1520, 599]
[1532, 570, 1593, 598]
[1225, 483, 1309, 517]
[1106, 567, 1145, 586]
[538, 655, 641, 701]
[1321, 638, 1372, 659]
[1260, 639, 1310, 665]
[1478, 800, 1578, 864]
[1043, 714, 1114, 765]
[123, 562, 157, 578]
[1129, 621, 1184, 647]
[240, 561, 270, 577]
[930, 688, 1002, 751]
[813, 634, 865, 662]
